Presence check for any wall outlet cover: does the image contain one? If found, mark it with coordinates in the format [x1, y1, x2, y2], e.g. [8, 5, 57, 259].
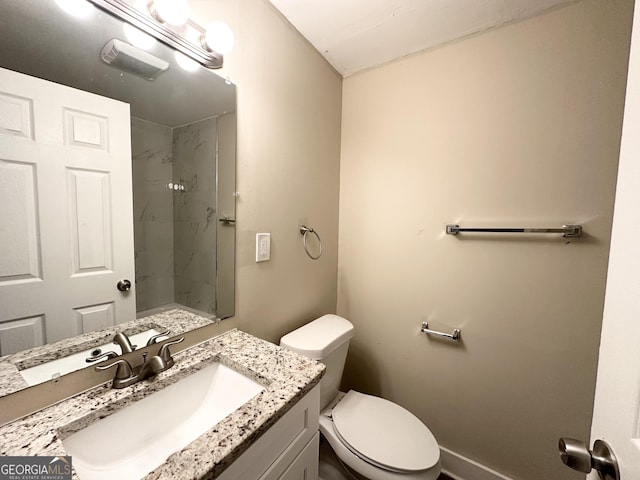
[256, 233, 271, 262]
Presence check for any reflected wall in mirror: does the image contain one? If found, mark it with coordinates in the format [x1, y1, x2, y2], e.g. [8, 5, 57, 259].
[0, 0, 236, 395]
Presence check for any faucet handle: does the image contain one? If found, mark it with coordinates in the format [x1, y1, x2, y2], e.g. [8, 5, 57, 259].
[95, 359, 133, 380]
[158, 337, 185, 366]
[146, 330, 170, 346]
[85, 351, 119, 363]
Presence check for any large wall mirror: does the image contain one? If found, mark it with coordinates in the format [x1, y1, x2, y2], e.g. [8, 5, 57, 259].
[0, 0, 236, 396]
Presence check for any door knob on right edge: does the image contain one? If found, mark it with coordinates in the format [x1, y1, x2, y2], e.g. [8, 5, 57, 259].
[558, 438, 620, 480]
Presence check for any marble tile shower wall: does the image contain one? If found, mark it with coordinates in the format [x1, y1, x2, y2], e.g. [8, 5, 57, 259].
[172, 118, 218, 315]
[131, 116, 218, 315]
[131, 117, 175, 312]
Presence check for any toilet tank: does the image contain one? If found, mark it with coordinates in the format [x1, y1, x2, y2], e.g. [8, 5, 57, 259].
[280, 314, 354, 410]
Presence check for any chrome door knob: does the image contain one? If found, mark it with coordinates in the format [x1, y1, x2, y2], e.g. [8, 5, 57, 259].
[559, 438, 620, 480]
[116, 279, 132, 292]
[559, 438, 592, 473]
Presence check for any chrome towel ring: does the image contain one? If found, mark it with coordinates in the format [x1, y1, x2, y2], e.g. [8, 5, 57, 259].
[300, 225, 322, 260]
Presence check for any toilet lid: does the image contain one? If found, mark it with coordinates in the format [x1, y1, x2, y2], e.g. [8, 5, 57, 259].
[331, 390, 439, 472]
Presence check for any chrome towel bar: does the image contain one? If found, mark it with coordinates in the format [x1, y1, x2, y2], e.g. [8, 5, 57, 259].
[421, 322, 461, 341]
[446, 224, 582, 238]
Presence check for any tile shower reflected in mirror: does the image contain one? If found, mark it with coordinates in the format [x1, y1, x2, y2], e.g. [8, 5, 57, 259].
[133, 115, 233, 318]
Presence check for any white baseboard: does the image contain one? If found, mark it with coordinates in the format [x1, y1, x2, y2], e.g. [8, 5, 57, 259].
[440, 447, 515, 480]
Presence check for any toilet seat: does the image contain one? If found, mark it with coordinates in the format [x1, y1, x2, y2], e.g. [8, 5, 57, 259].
[319, 391, 440, 480]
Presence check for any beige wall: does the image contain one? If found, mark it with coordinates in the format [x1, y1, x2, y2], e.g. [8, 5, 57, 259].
[337, 1, 633, 479]
[190, 0, 343, 342]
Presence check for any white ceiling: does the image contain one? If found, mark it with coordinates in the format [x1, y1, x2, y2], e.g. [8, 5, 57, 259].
[269, 0, 580, 77]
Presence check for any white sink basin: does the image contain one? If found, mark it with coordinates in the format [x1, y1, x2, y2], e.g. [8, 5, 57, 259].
[62, 362, 265, 480]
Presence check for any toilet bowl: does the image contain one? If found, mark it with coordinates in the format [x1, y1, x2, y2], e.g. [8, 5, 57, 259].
[280, 315, 441, 480]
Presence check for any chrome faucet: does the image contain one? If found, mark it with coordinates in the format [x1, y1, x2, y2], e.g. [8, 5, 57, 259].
[112, 329, 170, 354]
[135, 355, 168, 382]
[96, 336, 185, 389]
[113, 332, 137, 354]
[96, 359, 137, 388]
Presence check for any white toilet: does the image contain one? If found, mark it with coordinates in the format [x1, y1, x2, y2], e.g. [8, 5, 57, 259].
[280, 314, 441, 480]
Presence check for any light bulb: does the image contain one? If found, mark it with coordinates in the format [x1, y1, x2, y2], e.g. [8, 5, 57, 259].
[174, 51, 199, 72]
[203, 21, 234, 55]
[54, 0, 94, 18]
[150, 0, 190, 26]
[123, 23, 156, 50]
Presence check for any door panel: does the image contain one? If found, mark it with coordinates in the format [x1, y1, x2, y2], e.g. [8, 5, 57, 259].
[67, 168, 113, 274]
[0, 316, 45, 355]
[73, 302, 115, 333]
[0, 92, 33, 139]
[0, 67, 135, 353]
[587, 1, 640, 478]
[64, 108, 109, 150]
[0, 160, 41, 283]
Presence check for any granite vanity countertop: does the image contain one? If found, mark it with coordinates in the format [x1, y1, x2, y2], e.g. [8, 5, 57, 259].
[0, 308, 215, 396]
[0, 329, 325, 479]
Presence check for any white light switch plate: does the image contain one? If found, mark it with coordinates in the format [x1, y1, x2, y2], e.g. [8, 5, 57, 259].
[256, 233, 271, 262]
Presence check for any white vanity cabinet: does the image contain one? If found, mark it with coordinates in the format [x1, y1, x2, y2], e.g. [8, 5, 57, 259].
[218, 384, 320, 480]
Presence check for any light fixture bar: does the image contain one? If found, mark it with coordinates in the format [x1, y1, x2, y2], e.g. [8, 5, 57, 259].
[87, 0, 223, 69]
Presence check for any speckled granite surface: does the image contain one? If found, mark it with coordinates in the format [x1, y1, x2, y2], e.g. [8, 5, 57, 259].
[0, 309, 215, 397]
[0, 329, 325, 480]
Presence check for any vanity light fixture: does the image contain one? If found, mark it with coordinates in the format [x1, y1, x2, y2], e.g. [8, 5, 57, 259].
[123, 22, 156, 50]
[174, 51, 200, 72]
[203, 21, 235, 55]
[54, 0, 94, 18]
[148, 0, 190, 26]
[86, 0, 234, 69]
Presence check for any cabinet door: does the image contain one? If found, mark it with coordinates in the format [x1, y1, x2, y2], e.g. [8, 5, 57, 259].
[275, 433, 319, 480]
[217, 385, 320, 480]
